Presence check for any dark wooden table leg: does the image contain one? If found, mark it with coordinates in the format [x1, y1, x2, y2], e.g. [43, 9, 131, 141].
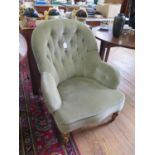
[105, 47, 111, 62]
[99, 41, 106, 60]
[20, 29, 41, 95]
[27, 46, 41, 95]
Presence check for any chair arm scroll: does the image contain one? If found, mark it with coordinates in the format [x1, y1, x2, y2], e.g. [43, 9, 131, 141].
[92, 62, 120, 89]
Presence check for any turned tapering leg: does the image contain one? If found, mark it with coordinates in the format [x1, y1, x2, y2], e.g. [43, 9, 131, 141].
[60, 133, 69, 144]
[100, 112, 119, 126]
[111, 112, 119, 122]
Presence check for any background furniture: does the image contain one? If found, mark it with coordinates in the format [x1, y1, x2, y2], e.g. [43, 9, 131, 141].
[92, 26, 135, 61]
[19, 21, 43, 94]
[96, 3, 122, 18]
[120, 0, 129, 16]
[31, 19, 125, 142]
[34, 4, 66, 13]
[19, 33, 27, 63]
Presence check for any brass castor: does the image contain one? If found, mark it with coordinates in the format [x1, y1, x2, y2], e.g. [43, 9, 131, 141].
[60, 132, 69, 145]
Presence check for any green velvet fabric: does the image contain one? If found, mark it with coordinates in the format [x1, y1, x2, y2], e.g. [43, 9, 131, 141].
[54, 77, 125, 133]
[31, 19, 125, 133]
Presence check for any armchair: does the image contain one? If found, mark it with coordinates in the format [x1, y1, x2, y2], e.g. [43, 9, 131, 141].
[31, 19, 125, 143]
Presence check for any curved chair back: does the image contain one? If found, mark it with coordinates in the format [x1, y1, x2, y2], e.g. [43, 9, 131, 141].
[31, 19, 99, 84]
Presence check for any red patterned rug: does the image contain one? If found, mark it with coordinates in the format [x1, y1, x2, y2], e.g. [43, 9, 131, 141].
[19, 59, 81, 155]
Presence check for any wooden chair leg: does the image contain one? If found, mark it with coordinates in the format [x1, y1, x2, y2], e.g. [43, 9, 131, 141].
[60, 132, 69, 145]
[111, 112, 119, 122]
[51, 119, 70, 145]
[100, 112, 119, 126]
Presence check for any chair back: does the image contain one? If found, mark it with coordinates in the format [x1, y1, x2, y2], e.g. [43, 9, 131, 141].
[31, 19, 99, 84]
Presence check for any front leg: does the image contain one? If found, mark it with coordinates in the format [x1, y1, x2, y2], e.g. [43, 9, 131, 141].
[60, 132, 70, 145]
[111, 112, 119, 122]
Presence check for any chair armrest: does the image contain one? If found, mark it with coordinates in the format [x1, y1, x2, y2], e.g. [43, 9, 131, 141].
[41, 72, 62, 113]
[92, 62, 120, 89]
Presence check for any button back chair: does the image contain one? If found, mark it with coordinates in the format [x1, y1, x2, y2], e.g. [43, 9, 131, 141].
[31, 19, 125, 143]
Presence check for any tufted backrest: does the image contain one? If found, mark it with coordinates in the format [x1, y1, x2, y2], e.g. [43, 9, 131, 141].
[31, 19, 100, 85]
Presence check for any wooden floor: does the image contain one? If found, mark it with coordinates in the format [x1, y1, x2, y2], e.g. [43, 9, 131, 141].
[72, 47, 135, 155]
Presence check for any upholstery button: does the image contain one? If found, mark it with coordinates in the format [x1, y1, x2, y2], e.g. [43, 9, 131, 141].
[62, 58, 65, 65]
[50, 31, 53, 36]
[103, 75, 108, 79]
[46, 54, 50, 60]
[105, 75, 109, 79]
[47, 42, 50, 48]
[74, 29, 77, 34]
[54, 52, 58, 58]
[59, 41, 62, 48]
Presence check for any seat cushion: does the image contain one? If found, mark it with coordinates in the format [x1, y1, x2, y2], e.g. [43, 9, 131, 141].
[53, 77, 125, 133]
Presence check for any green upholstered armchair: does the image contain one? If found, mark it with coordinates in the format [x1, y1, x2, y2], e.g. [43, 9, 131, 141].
[31, 19, 125, 143]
